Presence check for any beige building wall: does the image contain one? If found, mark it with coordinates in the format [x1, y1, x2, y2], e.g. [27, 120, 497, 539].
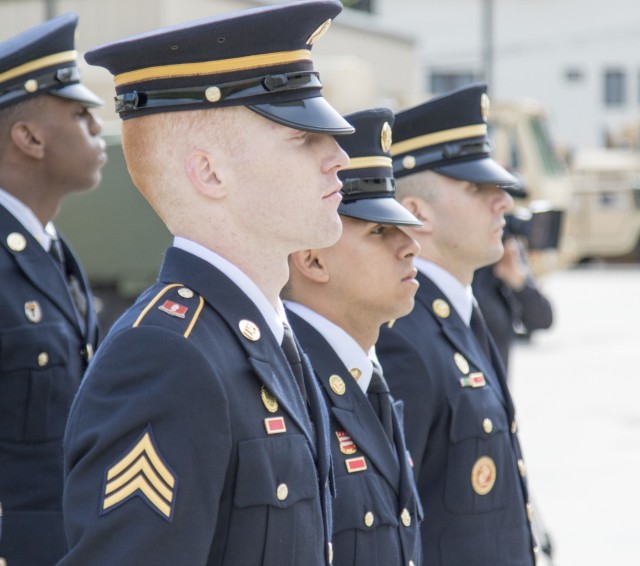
[0, 0, 421, 125]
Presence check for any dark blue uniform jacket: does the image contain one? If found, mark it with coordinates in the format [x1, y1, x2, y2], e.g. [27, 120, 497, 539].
[0, 204, 98, 565]
[60, 247, 333, 566]
[377, 272, 536, 566]
[288, 310, 422, 566]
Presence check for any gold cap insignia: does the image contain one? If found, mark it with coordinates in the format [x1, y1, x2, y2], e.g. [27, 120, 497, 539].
[239, 319, 260, 341]
[177, 287, 194, 299]
[471, 455, 496, 495]
[402, 155, 416, 170]
[380, 121, 392, 152]
[349, 368, 362, 381]
[260, 385, 279, 413]
[24, 301, 42, 323]
[7, 232, 26, 252]
[306, 19, 332, 45]
[480, 93, 490, 122]
[432, 299, 450, 318]
[329, 374, 346, 395]
[102, 429, 177, 520]
[453, 352, 469, 374]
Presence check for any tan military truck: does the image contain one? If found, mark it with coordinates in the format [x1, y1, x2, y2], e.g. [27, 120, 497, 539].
[489, 98, 640, 270]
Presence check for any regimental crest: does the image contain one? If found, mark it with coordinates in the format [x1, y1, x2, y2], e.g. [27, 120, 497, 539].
[101, 427, 177, 521]
[335, 430, 357, 455]
[24, 300, 42, 323]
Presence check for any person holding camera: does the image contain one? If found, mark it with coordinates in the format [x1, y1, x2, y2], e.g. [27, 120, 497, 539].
[472, 230, 554, 373]
[377, 83, 539, 565]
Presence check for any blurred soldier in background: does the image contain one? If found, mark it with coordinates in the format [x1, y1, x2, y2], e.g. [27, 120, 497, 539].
[377, 83, 539, 565]
[60, 2, 355, 564]
[473, 234, 554, 373]
[284, 108, 423, 566]
[0, 14, 104, 565]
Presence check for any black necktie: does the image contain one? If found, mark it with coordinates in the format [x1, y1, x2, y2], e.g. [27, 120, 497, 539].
[49, 238, 87, 327]
[281, 322, 307, 401]
[367, 362, 394, 443]
[470, 304, 492, 360]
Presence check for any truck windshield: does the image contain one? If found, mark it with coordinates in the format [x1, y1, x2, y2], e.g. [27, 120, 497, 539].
[529, 116, 566, 177]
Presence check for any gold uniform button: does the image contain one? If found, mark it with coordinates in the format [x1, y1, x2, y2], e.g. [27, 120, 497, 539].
[511, 419, 518, 434]
[526, 502, 534, 521]
[401, 508, 411, 527]
[518, 458, 527, 477]
[37, 352, 49, 367]
[276, 483, 288, 501]
[178, 287, 194, 299]
[0, 557, 6, 566]
[7, 232, 27, 252]
[328, 542, 333, 564]
[409, 561, 416, 566]
[364, 511, 374, 527]
[482, 418, 493, 434]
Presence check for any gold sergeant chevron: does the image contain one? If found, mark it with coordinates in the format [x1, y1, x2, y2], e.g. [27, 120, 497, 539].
[101, 428, 177, 520]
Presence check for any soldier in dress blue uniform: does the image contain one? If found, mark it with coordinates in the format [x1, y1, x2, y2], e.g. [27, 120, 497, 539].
[60, 2, 354, 565]
[0, 14, 105, 565]
[376, 83, 539, 565]
[284, 108, 423, 566]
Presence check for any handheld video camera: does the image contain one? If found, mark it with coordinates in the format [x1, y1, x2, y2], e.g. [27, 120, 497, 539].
[504, 203, 563, 251]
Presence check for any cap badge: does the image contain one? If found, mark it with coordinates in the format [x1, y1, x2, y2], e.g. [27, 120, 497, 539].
[453, 352, 470, 374]
[329, 374, 346, 395]
[7, 232, 26, 252]
[306, 18, 332, 45]
[336, 430, 357, 455]
[260, 385, 279, 413]
[380, 121, 392, 152]
[24, 79, 38, 93]
[432, 299, 450, 318]
[24, 301, 42, 323]
[239, 319, 260, 341]
[480, 93, 490, 122]
[402, 155, 416, 170]
[471, 455, 496, 495]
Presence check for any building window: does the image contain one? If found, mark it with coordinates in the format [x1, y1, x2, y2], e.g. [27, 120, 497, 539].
[342, 0, 374, 13]
[604, 69, 626, 107]
[564, 67, 584, 83]
[429, 72, 476, 96]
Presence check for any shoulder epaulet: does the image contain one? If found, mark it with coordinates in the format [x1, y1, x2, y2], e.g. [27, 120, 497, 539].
[132, 283, 204, 338]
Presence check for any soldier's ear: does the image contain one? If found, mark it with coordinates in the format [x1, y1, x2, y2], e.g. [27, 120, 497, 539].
[289, 249, 329, 284]
[10, 121, 45, 159]
[185, 149, 226, 199]
[401, 196, 433, 234]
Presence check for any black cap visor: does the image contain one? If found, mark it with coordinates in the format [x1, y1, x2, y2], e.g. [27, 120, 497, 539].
[52, 82, 103, 108]
[434, 156, 525, 195]
[339, 196, 422, 227]
[249, 95, 354, 135]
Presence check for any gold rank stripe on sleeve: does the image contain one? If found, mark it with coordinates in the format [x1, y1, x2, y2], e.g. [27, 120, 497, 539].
[390, 124, 487, 157]
[0, 50, 77, 83]
[101, 429, 177, 521]
[113, 49, 312, 87]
